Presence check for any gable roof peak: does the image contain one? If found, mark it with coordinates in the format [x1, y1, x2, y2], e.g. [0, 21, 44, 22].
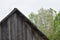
[0, 8, 20, 24]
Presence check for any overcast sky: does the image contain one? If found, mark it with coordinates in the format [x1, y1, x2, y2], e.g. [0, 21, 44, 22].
[0, 0, 60, 21]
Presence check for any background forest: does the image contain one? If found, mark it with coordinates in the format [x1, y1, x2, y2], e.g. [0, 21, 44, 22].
[28, 8, 60, 40]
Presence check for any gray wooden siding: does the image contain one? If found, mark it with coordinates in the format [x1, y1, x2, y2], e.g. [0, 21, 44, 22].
[22, 22, 27, 40]
[1, 21, 9, 40]
[26, 23, 33, 40]
[0, 25, 1, 40]
[17, 14, 23, 40]
[0, 13, 45, 40]
[32, 29, 44, 40]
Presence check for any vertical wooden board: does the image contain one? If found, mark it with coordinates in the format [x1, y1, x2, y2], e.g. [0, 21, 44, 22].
[8, 17, 14, 40]
[26, 23, 33, 40]
[32, 30, 42, 40]
[17, 14, 23, 40]
[32, 30, 44, 40]
[34, 33, 38, 40]
[7, 16, 14, 40]
[38, 35, 41, 40]
[9, 13, 18, 40]
[38, 34, 43, 40]
[1, 21, 9, 40]
[22, 22, 27, 40]
[0, 25, 1, 40]
[7, 18, 11, 40]
[13, 13, 18, 40]
[35, 32, 40, 40]
[7, 13, 18, 40]
[32, 34, 36, 40]
[39, 35, 44, 40]
[32, 30, 36, 40]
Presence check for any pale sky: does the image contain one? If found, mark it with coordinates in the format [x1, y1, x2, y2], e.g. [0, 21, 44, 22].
[0, 0, 60, 21]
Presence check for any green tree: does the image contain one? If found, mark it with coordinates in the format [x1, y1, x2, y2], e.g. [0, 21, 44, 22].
[29, 8, 56, 40]
[53, 11, 60, 40]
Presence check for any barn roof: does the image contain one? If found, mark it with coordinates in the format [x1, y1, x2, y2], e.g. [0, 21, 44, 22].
[0, 8, 49, 40]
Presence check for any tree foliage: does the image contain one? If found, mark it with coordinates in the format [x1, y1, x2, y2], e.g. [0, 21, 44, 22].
[53, 11, 60, 40]
[28, 8, 57, 40]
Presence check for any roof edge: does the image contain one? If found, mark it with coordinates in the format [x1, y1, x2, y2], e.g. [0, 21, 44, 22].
[0, 8, 19, 24]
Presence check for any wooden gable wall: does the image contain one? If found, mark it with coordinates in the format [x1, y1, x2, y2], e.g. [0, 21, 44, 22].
[0, 9, 48, 40]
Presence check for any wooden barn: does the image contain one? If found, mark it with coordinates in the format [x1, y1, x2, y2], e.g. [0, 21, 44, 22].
[0, 8, 49, 40]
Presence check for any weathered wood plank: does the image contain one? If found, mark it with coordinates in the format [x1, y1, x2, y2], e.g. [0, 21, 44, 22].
[22, 22, 27, 40]
[32, 30, 36, 40]
[17, 14, 23, 40]
[1, 21, 9, 40]
[11, 13, 17, 40]
[0, 25, 1, 40]
[7, 17, 12, 40]
[22, 22, 25, 40]
[33, 35, 36, 40]
[35, 32, 39, 40]
[13, 13, 18, 40]
[26, 23, 33, 40]
[39, 36, 44, 40]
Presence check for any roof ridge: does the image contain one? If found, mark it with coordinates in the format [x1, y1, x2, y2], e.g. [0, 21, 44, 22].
[0, 8, 19, 24]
